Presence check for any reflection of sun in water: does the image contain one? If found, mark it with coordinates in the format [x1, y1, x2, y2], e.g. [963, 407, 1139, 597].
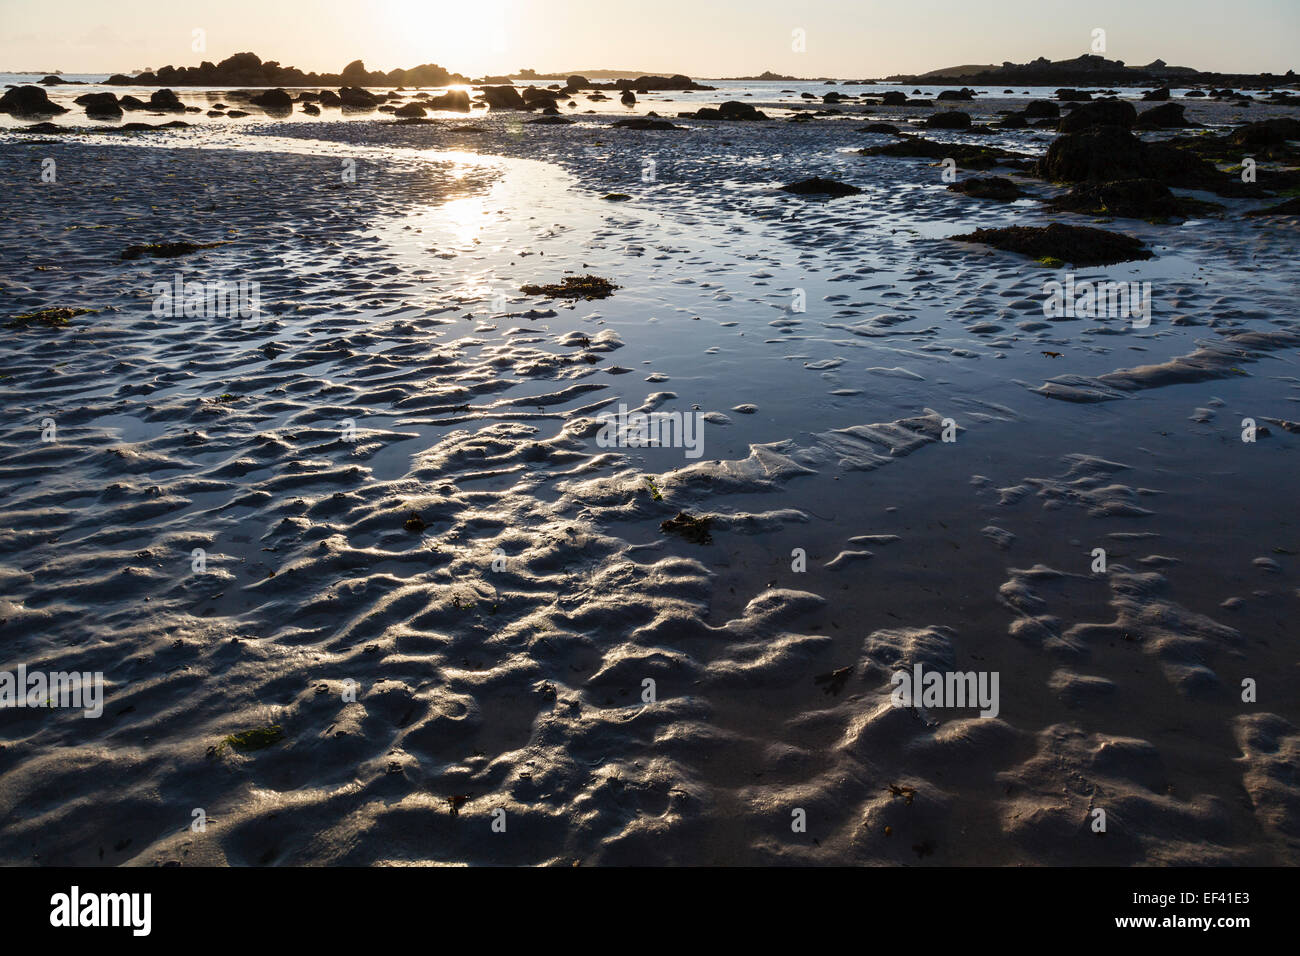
[384, 0, 511, 74]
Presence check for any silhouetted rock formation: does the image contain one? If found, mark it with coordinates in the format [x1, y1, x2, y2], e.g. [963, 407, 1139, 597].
[0, 85, 69, 116]
[101, 52, 469, 88]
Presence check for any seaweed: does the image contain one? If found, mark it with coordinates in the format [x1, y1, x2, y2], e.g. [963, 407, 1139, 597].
[660, 511, 713, 545]
[520, 275, 620, 300]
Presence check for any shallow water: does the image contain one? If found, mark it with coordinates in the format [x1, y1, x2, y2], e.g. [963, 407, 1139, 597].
[1, 103, 1298, 865]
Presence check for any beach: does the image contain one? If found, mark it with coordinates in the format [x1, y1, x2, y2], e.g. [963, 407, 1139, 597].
[1, 84, 1298, 866]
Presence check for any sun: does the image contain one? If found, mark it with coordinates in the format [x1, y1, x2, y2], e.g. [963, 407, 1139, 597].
[382, 0, 511, 76]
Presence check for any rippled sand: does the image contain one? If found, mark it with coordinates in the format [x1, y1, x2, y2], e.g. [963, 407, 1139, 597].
[1, 98, 1298, 865]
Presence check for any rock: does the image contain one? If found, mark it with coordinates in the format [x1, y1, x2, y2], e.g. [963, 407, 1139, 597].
[858, 122, 900, 134]
[0, 85, 69, 116]
[317, 89, 341, 106]
[1056, 88, 1092, 101]
[1048, 178, 1192, 219]
[429, 89, 470, 111]
[936, 88, 975, 100]
[682, 100, 768, 121]
[998, 113, 1028, 129]
[480, 85, 526, 109]
[527, 115, 573, 125]
[612, 117, 678, 130]
[1230, 118, 1300, 147]
[1038, 126, 1148, 182]
[1058, 99, 1136, 132]
[301, 103, 320, 115]
[250, 88, 293, 110]
[566, 75, 588, 89]
[880, 91, 907, 105]
[1246, 196, 1300, 216]
[149, 88, 186, 111]
[926, 110, 972, 129]
[1142, 86, 1171, 101]
[339, 86, 380, 108]
[76, 91, 123, 117]
[226, 110, 250, 117]
[950, 222, 1152, 265]
[1136, 102, 1197, 129]
[947, 176, 1025, 200]
[779, 177, 861, 198]
[39, 75, 64, 85]
[119, 95, 148, 110]
[394, 102, 426, 117]
[1023, 100, 1060, 119]
[1140, 143, 1223, 188]
[620, 90, 636, 105]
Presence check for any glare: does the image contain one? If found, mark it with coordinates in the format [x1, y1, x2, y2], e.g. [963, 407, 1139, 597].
[383, 0, 511, 75]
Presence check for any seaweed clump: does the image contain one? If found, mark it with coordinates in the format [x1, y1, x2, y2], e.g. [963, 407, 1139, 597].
[660, 511, 713, 545]
[950, 222, 1152, 266]
[520, 275, 620, 300]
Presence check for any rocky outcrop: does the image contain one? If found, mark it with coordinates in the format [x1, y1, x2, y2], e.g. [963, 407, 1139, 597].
[1058, 99, 1137, 132]
[926, 110, 972, 129]
[75, 91, 123, 117]
[250, 88, 293, 110]
[339, 87, 380, 108]
[1136, 102, 1197, 128]
[100, 52, 469, 88]
[0, 85, 69, 116]
[679, 101, 769, 121]
[429, 90, 470, 111]
[149, 88, 186, 111]
[479, 86, 527, 110]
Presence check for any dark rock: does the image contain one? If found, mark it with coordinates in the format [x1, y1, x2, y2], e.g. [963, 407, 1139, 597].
[1058, 99, 1136, 132]
[1023, 100, 1060, 119]
[937, 88, 975, 101]
[1056, 89, 1092, 101]
[1048, 178, 1193, 219]
[858, 122, 900, 134]
[119, 95, 148, 110]
[779, 177, 861, 198]
[339, 87, 380, 108]
[612, 117, 678, 130]
[947, 176, 1025, 200]
[429, 89, 470, 111]
[998, 112, 1028, 128]
[1136, 102, 1198, 129]
[1038, 126, 1148, 181]
[77, 92, 123, 117]
[1142, 86, 1171, 101]
[149, 89, 186, 111]
[566, 75, 588, 89]
[950, 222, 1152, 265]
[1230, 118, 1300, 147]
[250, 88, 293, 110]
[620, 90, 636, 105]
[926, 110, 972, 129]
[480, 85, 526, 110]
[1246, 196, 1300, 216]
[880, 91, 907, 105]
[317, 89, 341, 106]
[394, 102, 426, 117]
[0, 85, 69, 116]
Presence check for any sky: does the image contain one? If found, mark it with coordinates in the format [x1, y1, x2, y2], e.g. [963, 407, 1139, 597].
[1, 0, 1297, 78]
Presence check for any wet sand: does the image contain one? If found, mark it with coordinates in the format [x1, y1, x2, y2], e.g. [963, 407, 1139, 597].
[1, 94, 1298, 865]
